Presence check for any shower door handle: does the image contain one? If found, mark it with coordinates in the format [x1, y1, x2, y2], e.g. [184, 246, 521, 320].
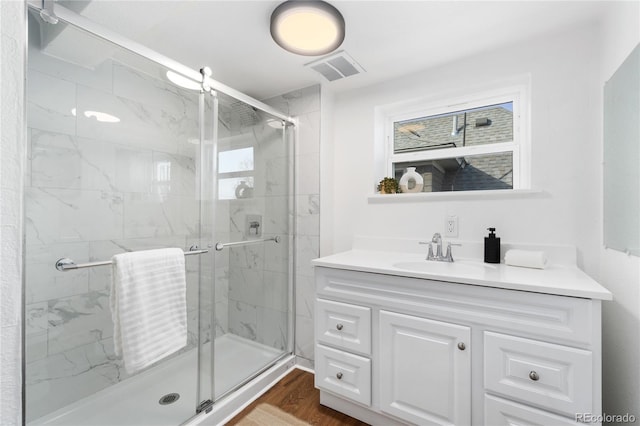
[214, 236, 280, 251]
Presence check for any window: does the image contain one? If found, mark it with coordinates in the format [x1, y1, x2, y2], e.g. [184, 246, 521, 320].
[384, 85, 529, 193]
[218, 146, 254, 200]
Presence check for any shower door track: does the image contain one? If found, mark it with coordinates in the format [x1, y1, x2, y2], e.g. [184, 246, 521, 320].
[26, 0, 295, 126]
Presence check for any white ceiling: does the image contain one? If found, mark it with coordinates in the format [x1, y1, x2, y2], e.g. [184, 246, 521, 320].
[59, 1, 608, 100]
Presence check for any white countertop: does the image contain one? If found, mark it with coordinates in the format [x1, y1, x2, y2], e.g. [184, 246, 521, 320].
[311, 239, 613, 301]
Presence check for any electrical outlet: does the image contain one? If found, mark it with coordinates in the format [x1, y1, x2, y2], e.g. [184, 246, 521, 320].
[445, 215, 458, 237]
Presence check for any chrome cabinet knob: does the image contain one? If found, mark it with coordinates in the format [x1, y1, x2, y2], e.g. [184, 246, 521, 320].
[336, 372, 343, 380]
[529, 371, 539, 381]
[336, 324, 343, 331]
[457, 342, 466, 351]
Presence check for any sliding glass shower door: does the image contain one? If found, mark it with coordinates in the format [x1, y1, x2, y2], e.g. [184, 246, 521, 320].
[203, 91, 293, 401]
[25, 11, 205, 425]
[24, 7, 293, 425]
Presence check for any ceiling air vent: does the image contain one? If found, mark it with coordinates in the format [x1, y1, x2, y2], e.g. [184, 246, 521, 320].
[305, 51, 365, 82]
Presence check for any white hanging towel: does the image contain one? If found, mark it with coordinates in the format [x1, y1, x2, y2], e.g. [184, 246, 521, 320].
[110, 248, 187, 374]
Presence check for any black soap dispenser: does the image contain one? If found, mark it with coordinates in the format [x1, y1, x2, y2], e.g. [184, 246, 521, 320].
[484, 228, 501, 264]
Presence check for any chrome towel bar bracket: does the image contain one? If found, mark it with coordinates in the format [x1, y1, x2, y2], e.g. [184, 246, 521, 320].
[55, 248, 209, 272]
[214, 236, 280, 251]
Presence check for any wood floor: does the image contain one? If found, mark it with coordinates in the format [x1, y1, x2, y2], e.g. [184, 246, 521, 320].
[226, 369, 369, 425]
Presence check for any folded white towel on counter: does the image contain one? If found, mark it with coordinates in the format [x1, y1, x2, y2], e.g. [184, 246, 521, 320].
[110, 248, 187, 374]
[504, 249, 548, 269]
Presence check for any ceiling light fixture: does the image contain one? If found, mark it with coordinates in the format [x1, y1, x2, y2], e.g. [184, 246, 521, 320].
[270, 0, 345, 56]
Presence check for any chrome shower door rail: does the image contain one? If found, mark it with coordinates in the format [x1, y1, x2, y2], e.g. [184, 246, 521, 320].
[55, 249, 209, 272]
[26, 0, 295, 127]
[214, 236, 280, 251]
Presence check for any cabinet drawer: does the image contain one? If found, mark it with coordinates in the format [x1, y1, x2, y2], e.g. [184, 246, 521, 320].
[485, 394, 583, 425]
[315, 298, 371, 355]
[484, 332, 592, 417]
[315, 344, 371, 406]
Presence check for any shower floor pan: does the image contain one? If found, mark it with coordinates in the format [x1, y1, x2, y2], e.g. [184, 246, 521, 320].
[30, 334, 282, 426]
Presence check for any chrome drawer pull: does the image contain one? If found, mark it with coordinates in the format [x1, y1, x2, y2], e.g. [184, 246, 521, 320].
[336, 372, 343, 380]
[529, 371, 540, 381]
[336, 324, 344, 331]
[457, 342, 466, 351]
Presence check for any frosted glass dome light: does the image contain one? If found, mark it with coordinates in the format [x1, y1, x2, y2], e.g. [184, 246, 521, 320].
[270, 1, 345, 56]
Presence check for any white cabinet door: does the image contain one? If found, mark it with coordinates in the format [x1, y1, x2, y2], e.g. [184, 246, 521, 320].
[379, 310, 471, 426]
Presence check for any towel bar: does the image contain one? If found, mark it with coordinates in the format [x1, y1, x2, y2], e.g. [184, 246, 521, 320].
[214, 236, 280, 251]
[55, 248, 209, 272]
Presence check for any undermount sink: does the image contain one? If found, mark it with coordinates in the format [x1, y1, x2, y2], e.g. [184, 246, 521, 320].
[392, 259, 494, 275]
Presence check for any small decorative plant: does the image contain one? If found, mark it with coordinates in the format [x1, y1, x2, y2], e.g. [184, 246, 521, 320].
[377, 177, 400, 194]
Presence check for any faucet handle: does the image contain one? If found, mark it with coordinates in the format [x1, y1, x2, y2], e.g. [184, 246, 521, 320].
[444, 242, 462, 262]
[419, 241, 435, 260]
[427, 244, 435, 260]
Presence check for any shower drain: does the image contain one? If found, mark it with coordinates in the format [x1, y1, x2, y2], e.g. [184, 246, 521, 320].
[159, 393, 180, 405]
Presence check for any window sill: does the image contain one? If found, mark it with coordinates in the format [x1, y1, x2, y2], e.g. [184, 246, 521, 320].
[367, 189, 544, 204]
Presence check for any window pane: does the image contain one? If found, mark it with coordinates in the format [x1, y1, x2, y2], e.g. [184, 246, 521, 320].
[393, 102, 513, 154]
[218, 147, 254, 173]
[393, 152, 513, 192]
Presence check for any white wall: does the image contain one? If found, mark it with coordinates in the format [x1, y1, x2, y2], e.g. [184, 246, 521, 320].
[0, 1, 25, 425]
[599, 2, 640, 422]
[329, 22, 603, 279]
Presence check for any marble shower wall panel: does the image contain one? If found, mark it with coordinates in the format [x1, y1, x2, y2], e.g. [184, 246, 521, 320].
[224, 85, 320, 358]
[224, 107, 292, 352]
[76, 72, 199, 156]
[25, 187, 125, 246]
[25, 48, 204, 419]
[264, 85, 321, 364]
[26, 70, 77, 136]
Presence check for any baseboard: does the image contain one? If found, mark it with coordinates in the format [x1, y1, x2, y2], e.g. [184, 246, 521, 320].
[294, 356, 314, 372]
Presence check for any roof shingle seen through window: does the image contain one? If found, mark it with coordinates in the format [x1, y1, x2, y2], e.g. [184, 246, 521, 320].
[394, 104, 513, 153]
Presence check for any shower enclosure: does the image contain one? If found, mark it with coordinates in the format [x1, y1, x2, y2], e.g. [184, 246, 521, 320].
[24, 5, 294, 425]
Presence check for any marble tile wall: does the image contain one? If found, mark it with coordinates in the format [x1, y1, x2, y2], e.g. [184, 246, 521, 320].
[220, 100, 291, 352]
[264, 86, 321, 364]
[24, 35, 206, 420]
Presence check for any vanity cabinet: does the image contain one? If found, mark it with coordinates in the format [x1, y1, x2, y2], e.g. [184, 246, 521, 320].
[313, 266, 603, 426]
[379, 311, 471, 425]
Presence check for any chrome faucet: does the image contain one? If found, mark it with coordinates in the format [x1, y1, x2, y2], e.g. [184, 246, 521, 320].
[419, 233, 458, 262]
[432, 233, 443, 259]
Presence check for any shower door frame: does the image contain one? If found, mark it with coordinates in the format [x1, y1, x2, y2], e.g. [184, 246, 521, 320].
[24, 1, 294, 126]
[24, 0, 297, 423]
[200, 89, 297, 407]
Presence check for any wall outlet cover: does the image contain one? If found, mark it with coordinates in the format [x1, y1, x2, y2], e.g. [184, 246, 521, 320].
[446, 215, 458, 237]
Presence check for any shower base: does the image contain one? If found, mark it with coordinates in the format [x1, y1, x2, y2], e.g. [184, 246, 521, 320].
[30, 334, 283, 426]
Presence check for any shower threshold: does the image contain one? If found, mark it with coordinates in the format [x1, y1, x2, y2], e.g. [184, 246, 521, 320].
[29, 334, 284, 426]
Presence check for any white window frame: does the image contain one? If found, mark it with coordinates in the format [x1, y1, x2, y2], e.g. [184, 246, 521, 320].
[383, 83, 530, 191]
